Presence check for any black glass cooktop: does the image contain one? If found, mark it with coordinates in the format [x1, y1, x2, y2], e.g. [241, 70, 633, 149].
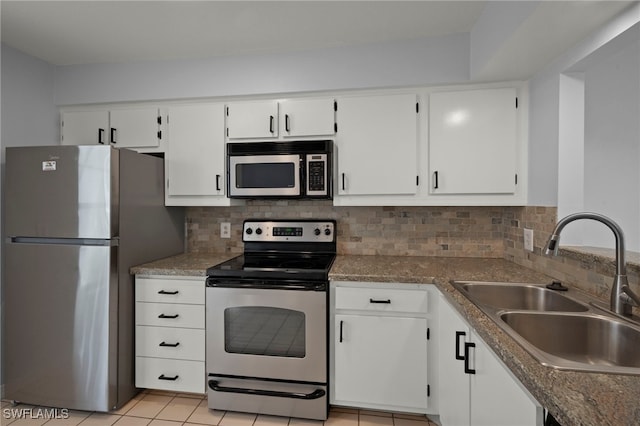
[206, 252, 336, 281]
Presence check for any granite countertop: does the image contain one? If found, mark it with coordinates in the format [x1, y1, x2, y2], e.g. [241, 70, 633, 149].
[131, 252, 640, 426]
[130, 252, 235, 276]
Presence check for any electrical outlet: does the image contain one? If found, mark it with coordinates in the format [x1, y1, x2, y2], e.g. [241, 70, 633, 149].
[220, 222, 231, 239]
[523, 228, 534, 252]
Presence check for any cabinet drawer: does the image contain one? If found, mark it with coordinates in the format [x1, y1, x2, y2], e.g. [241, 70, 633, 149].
[136, 277, 205, 304]
[136, 302, 204, 328]
[335, 287, 428, 313]
[136, 326, 204, 361]
[135, 357, 205, 394]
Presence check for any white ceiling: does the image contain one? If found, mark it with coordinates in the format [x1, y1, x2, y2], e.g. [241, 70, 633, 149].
[0, 1, 635, 80]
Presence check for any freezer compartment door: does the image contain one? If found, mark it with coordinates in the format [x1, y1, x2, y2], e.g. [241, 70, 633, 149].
[4, 241, 118, 412]
[5, 145, 116, 239]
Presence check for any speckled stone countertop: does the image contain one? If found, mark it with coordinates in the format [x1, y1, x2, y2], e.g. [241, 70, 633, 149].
[131, 253, 640, 426]
[130, 252, 234, 276]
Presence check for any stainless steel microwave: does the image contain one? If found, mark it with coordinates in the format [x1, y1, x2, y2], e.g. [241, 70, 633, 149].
[227, 140, 333, 199]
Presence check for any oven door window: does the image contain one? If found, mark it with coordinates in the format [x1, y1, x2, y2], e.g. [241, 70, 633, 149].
[224, 306, 305, 358]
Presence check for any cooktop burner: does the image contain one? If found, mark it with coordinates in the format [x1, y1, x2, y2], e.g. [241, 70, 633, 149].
[206, 219, 337, 282]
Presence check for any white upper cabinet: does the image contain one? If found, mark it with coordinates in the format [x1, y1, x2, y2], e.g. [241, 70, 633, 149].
[226, 100, 279, 139]
[429, 88, 518, 195]
[109, 108, 162, 148]
[61, 111, 109, 145]
[336, 93, 418, 197]
[280, 98, 336, 137]
[61, 107, 163, 151]
[165, 103, 229, 206]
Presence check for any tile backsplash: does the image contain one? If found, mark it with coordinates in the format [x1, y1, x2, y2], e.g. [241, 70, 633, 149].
[186, 202, 507, 257]
[186, 202, 639, 302]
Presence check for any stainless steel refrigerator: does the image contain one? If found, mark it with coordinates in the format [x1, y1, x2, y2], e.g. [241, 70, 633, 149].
[4, 145, 184, 412]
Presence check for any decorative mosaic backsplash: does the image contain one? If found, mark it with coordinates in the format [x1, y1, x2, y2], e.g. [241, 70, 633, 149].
[186, 202, 639, 302]
[186, 201, 507, 258]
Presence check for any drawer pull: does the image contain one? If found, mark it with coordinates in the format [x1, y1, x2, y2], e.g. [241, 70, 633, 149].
[159, 341, 180, 348]
[158, 374, 179, 381]
[369, 298, 391, 304]
[158, 290, 179, 295]
[158, 313, 179, 319]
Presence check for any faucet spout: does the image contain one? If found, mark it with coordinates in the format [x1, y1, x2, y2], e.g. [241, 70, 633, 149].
[544, 212, 634, 316]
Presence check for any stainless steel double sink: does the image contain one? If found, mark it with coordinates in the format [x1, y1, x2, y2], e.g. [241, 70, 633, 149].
[452, 281, 640, 375]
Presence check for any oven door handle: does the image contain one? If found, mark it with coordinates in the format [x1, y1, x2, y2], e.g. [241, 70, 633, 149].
[208, 380, 326, 400]
[206, 278, 326, 291]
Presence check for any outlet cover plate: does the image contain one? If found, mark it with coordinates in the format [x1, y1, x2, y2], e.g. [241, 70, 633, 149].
[523, 228, 534, 252]
[221, 222, 231, 239]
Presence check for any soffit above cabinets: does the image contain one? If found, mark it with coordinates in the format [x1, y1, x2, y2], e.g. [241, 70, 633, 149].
[1, 1, 635, 81]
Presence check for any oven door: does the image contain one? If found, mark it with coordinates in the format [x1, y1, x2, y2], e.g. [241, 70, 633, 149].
[206, 280, 327, 383]
[228, 154, 301, 198]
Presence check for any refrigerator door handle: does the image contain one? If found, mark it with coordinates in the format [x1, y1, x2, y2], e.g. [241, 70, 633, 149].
[8, 237, 119, 246]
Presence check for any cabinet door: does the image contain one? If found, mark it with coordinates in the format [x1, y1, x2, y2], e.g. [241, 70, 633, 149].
[438, 296, 471, 426]
[334, 314, 428, 410]
[337, 94, 418, 196]
[227, 100, 278, 138]
[469, 333, 542, 426]
[281, 98, 335, 137]
[165, 104, 226, 198]
[429, 88, 517, 194]
[61, 111, 109, 145]
[109, 108, 161, 148]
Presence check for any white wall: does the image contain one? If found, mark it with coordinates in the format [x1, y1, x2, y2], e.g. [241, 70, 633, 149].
[582, 39, 640, 251]
[526, 4, 639, 209]
[53, 33, 470, 105]
[1, 43, 58, 395]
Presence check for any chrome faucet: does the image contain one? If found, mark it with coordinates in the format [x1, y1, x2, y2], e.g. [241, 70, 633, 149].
[544, 212, 640, 317]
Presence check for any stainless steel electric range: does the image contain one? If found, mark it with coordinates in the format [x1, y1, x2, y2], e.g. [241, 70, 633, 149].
[205, 219, 336, 420]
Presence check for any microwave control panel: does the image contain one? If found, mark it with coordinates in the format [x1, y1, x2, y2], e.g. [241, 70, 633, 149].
[306, 154, 328, 197]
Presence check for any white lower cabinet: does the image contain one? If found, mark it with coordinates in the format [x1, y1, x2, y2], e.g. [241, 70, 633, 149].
[135, 275, 205, 394]
[438, 294, 543, 426]
[331, 281, 432, 413]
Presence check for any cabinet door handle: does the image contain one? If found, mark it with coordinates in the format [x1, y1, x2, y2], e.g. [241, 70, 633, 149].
[339, 320, 344, 343]
[269, 115, 274, 133]
[158, 374, 179, 381]
[110, 128, 117, 144]
[369, 298, 391, 304]
[341, 173, 346, 191]
[98, 128, 105, 144]
[285, 114, 290, 132]
[159, 341, 180, 348]
[464, 342, 476, 374]
[158, 313, 179, 319]
[433, 171, 439, 189]
[158, 290, 179, 295]
[216, 174, 221, 191]
[455, 331, 466, 360]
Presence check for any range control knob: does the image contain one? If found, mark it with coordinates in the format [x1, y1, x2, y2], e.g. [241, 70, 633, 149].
[245, 228, 253, 235]
[314, 228, 321, 236]
[255, 228, 263, 235]
[324, 228, 332, 236]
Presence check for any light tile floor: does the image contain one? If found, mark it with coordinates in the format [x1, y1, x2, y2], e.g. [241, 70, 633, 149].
[2, 391, 439, 426]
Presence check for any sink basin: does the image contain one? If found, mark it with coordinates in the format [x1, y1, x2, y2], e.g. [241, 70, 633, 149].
[454, 282, 588, 312]
[500, 311, 640, 374]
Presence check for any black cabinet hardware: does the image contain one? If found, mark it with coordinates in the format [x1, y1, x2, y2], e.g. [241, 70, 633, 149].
[159, 341, 180, 347]
[158, 374, 179, 381]
[455, 331, 466, 360]
[369, 298, 391, 304]
[110, 128, 117, 144]
[98, 128, 105, 144]
[158, 290, 179, 295]
[158, 313, 179, 319]
[464, 342, 476, 374]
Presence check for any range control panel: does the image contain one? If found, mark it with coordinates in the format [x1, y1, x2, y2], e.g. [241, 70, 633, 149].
[243, 220, 335, 243]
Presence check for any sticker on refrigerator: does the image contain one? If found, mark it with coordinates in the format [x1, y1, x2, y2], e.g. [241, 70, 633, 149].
[42, 161, 57, 171]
